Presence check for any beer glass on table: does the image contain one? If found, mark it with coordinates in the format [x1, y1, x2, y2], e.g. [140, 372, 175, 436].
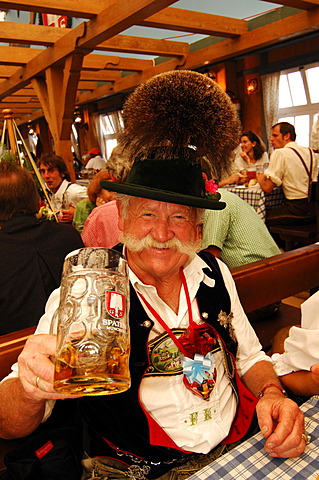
[51, 247, 130, 396]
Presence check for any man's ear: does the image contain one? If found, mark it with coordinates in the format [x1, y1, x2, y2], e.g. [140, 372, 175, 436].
[116, 200, 124, 231]
[284, 133, 291, 142]
[196, 223, 203, 240]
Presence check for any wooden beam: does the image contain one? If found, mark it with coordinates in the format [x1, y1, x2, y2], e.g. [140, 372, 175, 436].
[183, 7, 319, 70]
[15, 109, 44, 125]
[264, 0, 319, 9]
[0, 0, 104, 18]
[0, 22, 66, 46]
[78, 81, 98, 90]
[77, 7, 319, 105]
[82, 55, 153, 71]
[0, 0, 175, 99]
[0, 46, 40, 65]
[0, 66, 20, 77]
[96, 35, 188, 57]
[0, 46, 153, 71]
[80, 70, 121, 81]
[139, 7, 248, 37]
[0, 104, 40, 111]
[11, 89, 36, 96]
[1, 96, 39, 103]
[77, 56, 186, 105]
[0, 22, 188, 58]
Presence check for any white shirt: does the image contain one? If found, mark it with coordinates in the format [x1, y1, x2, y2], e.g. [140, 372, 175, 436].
[272, 291, 319, 376]
[86, 155, 106, 170]
[3, 255, 269, 453]
[48, 179, 87, 210]
[265, 141, 318, 200]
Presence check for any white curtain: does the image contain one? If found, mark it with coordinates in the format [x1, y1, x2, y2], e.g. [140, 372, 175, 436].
[261, 72, 280, 153]
[92, 113, 105, 158]
[96, 110, 124, 159]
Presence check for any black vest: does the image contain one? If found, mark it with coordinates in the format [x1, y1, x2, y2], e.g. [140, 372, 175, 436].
[79, 252, 254, 466]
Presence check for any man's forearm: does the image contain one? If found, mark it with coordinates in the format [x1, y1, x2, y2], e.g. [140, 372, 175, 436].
[242, 360, 285, 397]
[0, 378, 45, 439]
[257, 173, 275, 193]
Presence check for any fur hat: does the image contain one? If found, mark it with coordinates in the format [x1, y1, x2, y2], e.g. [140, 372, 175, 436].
[101, 70, 240, 209]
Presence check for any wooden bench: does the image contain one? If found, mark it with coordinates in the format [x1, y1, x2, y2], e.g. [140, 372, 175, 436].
[268, 179, 319, 251]
[0, 326, 36, 381]
[230, 242, 319, 349]
[269, 223, 319, 251]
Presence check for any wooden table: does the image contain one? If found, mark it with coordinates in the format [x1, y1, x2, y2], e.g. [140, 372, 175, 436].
[187, 395, 319, 480]
[222, 185, 284, 221]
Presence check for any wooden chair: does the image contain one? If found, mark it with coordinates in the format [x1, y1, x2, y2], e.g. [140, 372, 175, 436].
[268, 179, 319, 251]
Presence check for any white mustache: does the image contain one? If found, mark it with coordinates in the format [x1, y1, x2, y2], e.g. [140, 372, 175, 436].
[120, 232, 202, 256]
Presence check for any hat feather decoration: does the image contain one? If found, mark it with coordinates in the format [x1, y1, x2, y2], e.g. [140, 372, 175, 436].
[120, 70, 240, 180]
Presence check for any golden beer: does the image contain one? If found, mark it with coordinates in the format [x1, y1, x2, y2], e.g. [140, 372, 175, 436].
[52, 248, 131, 396]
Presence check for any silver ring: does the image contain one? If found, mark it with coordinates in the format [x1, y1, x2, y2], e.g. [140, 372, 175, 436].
[35, 376, 41, 388]
[301, 433, 311, 445]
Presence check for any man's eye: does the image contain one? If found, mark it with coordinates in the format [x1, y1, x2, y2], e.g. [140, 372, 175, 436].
[172, 215, 187, 221]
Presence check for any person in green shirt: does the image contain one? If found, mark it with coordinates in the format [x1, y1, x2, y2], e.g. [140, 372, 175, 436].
[202, 189, 280, 269]
[73, 169, 114, 233]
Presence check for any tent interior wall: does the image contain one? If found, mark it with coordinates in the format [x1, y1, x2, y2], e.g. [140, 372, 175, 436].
[0, 0, 319, 178]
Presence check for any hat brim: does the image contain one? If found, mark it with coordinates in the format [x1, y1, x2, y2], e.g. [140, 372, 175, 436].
[100, 180, 226, 210]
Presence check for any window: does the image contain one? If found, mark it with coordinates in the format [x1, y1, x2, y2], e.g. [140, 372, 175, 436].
[278, 63, 319, 147]
[99, 111, 124, 159]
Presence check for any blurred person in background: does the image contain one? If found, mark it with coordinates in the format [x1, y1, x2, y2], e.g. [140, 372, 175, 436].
[234, 131, 269, 174]
[258, 122, 318, 226]
[84, 147, 106, 171]
[39, 153, 87, 223]
[73, 169, 115, 233]
[81, 144, 131, 248]
[0, 161, 83, 334]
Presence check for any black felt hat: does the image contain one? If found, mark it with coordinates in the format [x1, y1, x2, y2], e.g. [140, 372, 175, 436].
[101, 70, 240, 211]
[101, 150, 225, 210]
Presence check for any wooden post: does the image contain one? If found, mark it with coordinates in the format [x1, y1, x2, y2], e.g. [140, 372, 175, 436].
[2, 109, 17, 155]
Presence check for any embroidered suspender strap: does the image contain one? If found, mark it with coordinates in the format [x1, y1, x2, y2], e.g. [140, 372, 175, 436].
[137, 268, 198, 357]
[136, 292, 188, 356]
[289, 147, 314, 201]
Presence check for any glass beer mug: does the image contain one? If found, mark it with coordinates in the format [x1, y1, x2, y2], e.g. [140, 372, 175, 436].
[51, 247, 130, 396]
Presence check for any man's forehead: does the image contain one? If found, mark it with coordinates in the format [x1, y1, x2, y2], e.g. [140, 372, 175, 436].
[130, 196, 193, 211]
[272, 125, 281, 135]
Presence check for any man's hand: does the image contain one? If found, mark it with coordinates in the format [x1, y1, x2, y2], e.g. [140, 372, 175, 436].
[59, 206, 75, 223]
[256, 393, 306, 458]
[18, 334, 78, 401]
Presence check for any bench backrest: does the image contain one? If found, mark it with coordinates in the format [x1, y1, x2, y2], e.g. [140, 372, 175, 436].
[0, 326, 36, 380]
[230, 243, 319, 312]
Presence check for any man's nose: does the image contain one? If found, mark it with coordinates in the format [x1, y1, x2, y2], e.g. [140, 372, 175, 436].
[151, 219, 174, 242]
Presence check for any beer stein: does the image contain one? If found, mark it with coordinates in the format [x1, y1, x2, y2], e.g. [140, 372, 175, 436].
[51, 247, 130, 396]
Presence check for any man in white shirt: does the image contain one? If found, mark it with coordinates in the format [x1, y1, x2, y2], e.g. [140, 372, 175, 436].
[85, 147, 106, 170]
[0, 72, 306, 480]
[257, 122, 318, 226]
[39, 153, 87, 223]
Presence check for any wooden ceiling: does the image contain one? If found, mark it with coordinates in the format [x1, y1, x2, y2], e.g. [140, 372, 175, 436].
[0, 0, 319, 129]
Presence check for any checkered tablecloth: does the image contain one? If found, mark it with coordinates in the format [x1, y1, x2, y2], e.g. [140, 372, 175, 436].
[187, 396, 319, 480]
[223, 185, 284, 221]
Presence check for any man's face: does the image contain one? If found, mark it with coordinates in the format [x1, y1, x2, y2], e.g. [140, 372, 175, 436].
[39, 163, 64, 193]
[270, 125, 291, 149]
[118, 197, 202, 283]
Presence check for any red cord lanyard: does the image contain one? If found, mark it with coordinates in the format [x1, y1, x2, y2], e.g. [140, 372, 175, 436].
[137, 268, 195, 357]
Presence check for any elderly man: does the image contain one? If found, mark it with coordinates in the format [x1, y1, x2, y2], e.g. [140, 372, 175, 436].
[0, 72, 306, 479]
[257, 122, 318, 226]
